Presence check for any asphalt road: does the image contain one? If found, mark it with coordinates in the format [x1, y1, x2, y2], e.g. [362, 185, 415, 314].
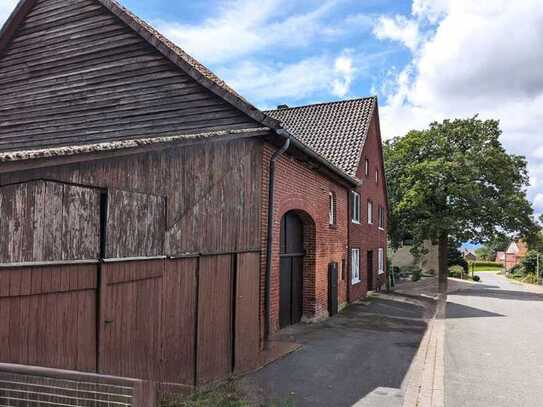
[446, 273, 543, 407]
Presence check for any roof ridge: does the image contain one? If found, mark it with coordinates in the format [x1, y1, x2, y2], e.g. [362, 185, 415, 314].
[264, 96, 377, 113]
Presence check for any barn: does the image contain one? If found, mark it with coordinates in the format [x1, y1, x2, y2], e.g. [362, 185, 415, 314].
[0, 0, 388, 404]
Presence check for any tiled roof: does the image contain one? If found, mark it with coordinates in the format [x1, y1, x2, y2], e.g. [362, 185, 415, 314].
[265, 97, 377, 177]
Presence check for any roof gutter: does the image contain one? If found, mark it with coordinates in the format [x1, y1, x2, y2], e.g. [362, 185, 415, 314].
[274, 128, 359, 187]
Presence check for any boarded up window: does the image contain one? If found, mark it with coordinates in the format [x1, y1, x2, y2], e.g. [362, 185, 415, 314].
[0, 181, 100, 263]
[106, 189, 166, 259]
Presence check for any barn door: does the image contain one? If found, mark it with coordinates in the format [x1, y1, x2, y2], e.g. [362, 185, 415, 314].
[99, 260, 163, 380]
[279, 212, 305, 329]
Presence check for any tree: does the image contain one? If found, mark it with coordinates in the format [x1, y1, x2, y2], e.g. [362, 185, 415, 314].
[448, 241, 468, 272]
[521, 250, 541, 274]
[475, 246, 492, 261]
[384, 117, 536, 292]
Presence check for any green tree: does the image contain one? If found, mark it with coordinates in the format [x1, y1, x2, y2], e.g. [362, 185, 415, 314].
[521, 250, 542, 274]
[475, 246, 492, 261]
[384, 117, 536, 291]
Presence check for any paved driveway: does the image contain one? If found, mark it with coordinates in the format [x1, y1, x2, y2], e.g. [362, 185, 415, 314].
[239, 295, 433, 407]
[446, 273, 543, 407]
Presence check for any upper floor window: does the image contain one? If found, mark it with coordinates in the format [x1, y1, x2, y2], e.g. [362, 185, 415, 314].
[352, 248, 360, 284]
[367, 200, 373, 224]
[378, 206, 385, 229]
[352, 191, 361, 224]
[375, 169, 379, 184]
[329, 191, 336, 225]
[365, 159, 369, 176]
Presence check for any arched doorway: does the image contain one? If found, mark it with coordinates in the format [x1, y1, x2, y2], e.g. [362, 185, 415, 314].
[279, 211, 305, 328]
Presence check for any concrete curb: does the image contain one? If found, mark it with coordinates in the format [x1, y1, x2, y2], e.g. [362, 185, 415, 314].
[402, 294, 446, 407]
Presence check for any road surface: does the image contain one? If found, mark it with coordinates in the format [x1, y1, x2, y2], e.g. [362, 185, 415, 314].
[446, 273, 543, 407]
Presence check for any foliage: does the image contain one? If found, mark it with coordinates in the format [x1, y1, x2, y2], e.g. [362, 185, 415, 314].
[384, 117, 536, 280]
[448, 241, 468, 271]
[472, 275, 481, 282]
[475, 246, 492, 261]
[448, 265, 465, 279]
[509, 264, 524, 275]
[411, 268, 422, 282]
[161, 382, 249, 407]
[521, 250, 542, 274]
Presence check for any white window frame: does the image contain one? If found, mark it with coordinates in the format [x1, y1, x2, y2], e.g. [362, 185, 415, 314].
[367, 200, 373, 224]
[352, 248, 360, 284]
[378, 248, 385, 274]
[378, 207, 385, 230]
[328, 191, 336, 225]
[351, 191, 360, 224]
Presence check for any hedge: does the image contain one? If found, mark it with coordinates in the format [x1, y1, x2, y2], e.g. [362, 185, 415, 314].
[468, 261, 503, 268]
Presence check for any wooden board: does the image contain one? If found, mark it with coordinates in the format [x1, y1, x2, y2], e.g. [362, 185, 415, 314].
[105, 189, 165, 258]
[0, 264, 97, 372]
[196, 255, 233, 384]
[99, 260, 163, 380]
[0, 180, 100, 263]
[234, 252, 261, 373]
[160, 258, 197, 385]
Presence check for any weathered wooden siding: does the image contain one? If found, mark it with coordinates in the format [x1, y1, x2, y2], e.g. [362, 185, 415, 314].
[0, 0, 260, 152]
[0, 181, 101, 263]
[106, 189, 166, 258]
[0, 264, 98, 372]
[0, 139, 263, 256]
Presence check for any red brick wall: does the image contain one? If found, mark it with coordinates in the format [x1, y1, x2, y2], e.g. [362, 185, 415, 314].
[348, 111, 389, 301]
[260, 142, 349, 334]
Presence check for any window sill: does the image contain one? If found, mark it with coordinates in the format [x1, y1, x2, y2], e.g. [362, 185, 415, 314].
[351, 279, 361, 285]
[352, 220, 360, 225]
[329, 223, 337, 229]
[378, 227, 385, 231]
[378, 270, 385, 275]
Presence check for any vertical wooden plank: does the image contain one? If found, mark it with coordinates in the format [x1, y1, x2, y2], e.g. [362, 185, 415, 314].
[197, 254, 233, 384]
[235, 252, 261, 373]
[160, 258, 197, 385]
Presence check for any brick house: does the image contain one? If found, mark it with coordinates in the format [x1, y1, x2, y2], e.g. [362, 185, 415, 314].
[0, 0, 388, 398]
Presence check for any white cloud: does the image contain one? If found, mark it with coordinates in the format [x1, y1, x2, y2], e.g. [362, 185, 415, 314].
[155, 0, 339, 64]
[0, 0, 17, 27]
[218, 51, 356, 105]
[373, 0, 543, 211]
[373, 15, 421, 52]
[535, 194, 543, 211]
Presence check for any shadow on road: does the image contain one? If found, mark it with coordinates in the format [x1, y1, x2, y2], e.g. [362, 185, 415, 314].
[446, 301, 505, 319]
[452, 289, 543, 302]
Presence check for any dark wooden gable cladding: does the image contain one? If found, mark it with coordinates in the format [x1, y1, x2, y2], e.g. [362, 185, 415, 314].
[0, 0, 261, 153]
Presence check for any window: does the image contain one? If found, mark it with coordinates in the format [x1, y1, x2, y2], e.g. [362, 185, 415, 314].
[328, 191, 336, 225]
[367, 200, 373, 224]
[351, 191, 360, 224]
[365, 159, 369, 176]
[378, 207, 385, 229]
[352, 249, 360, 284]
[375, 169, 379, 184]
[378, 248, 385, 274]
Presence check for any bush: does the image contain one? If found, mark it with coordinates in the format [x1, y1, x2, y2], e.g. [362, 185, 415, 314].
[472, 275, 481, 282]
[521, 251, 542, 274]
[470, 261, 502, 268]
[509, 264, 524, 275]
[448, 265, 464, 279]
[411, 268, 422, 282]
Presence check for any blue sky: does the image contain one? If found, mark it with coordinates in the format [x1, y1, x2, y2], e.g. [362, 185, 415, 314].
[0, 0, 542, 229]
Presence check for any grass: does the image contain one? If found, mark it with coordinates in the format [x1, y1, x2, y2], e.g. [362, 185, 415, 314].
[160, 381, 296, 407]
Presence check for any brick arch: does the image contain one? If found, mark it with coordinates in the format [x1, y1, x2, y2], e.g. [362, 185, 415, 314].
[274, 204, 318, 328]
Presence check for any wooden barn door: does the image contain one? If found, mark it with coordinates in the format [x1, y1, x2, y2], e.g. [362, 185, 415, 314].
[99, 259, 163, 380]
[279, 212, 305, 329]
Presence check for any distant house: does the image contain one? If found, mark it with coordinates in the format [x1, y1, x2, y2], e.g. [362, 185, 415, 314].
[463, 249, 477, 262]
[502, 241, 529, 269]
[495, 251, 506, 264]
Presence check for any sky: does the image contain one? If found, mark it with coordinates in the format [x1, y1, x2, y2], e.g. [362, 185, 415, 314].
[1, 0, 542, 222]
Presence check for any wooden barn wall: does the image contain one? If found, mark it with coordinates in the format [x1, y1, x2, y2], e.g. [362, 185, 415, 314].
[0, 0, 261, 153]
[0, 180, 100, 263]
[0, 139, 262, 257]
[0, 264, 98, 372]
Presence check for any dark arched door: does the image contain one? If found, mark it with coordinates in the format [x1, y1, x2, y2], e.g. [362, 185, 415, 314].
[279, 211, 305, 328]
